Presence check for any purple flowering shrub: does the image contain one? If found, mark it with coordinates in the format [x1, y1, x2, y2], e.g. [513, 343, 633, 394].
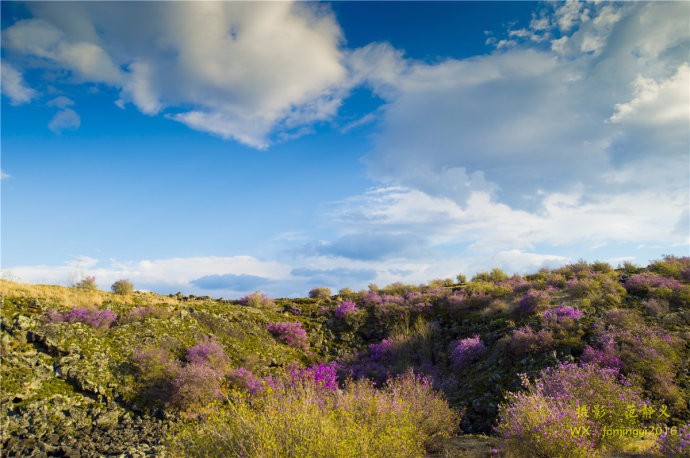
[132, 337, 256, 412]
[185, 337, 231, 370]
[544, 305, 583, 321]
[596, 309, 686, 411]
[291, 362, 339, 391]
[267, 321, 309, 349]
[46, 307, 117, 330]
[625, 274, 681, 298]
[514, 289, 550, 316]
[450, 335, 487, 368]
[496, 362, 651, 457]
[580, 344, 624, 371]
[172, 363, 225, 413]
[334, 300, 358, 319]
[542, 305, 584, 333]
[507, 326, 555, 357]
[656, 423, 690, 457]
[225, 367, 264, 394]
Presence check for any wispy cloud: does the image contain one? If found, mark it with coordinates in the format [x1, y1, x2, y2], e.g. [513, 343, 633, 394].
[49, 108, 81, 134]
[1, 61, 36, 105]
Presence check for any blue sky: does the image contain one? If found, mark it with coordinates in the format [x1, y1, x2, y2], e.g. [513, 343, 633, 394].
[1, 1, 688, 298]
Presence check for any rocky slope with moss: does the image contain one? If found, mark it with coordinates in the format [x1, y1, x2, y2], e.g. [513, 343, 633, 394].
[1, 256, 689, 457]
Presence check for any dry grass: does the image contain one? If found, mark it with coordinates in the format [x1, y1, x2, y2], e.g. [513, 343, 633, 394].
[0, 280, 178, 308]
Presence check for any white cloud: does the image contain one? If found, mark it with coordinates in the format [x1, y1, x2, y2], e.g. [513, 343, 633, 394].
[47, 95, 74, 109]
[3, 2, 348, 148]
[357, 1, 688, 219]
[1, 61, 36, 105]
[3, 19, 123, 85]
[49, 108, 81, 134]
[2, 255, 292, 296]
[609, 64, 690, 126]
[1, 170, 11, 180]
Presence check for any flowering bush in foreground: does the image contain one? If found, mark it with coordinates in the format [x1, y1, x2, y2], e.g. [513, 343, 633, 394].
[170, 370, 459, 457]
[496, 362, 651, 457]
[46, 308, 117, 330]
[656, 423, 690, 457]
[267, 321, 309, 349]
[450, 335, 487, 368]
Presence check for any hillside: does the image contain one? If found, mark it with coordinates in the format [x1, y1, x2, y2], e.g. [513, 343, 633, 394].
[1, 256, 689, 457]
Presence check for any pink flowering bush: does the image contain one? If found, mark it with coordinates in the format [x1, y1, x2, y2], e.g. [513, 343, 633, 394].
[46, 307, 117, 330]
[225, 367, 264, 394]
[172, 363, 225, 412]
[496, 362, 651, 457]
[334, 300, 358, 319]
[450, 335, 487, 368]
[543, 305, 584, 333]
[185, 337, 231, 370]
[291, 362, 339, 391]
[580, 344, 624, 371]
[267, 321, 309, 349]
[625, 274, 681, 297]
[515, 289, 550, 316]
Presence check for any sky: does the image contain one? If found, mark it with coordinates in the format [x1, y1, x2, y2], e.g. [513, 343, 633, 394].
[1, 1, 688, 298]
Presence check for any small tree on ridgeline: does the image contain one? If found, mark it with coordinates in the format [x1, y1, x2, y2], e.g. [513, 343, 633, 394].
[111, 279, 134, 295]
[308, 287, 331, 299]
[73, 276, 97, 291]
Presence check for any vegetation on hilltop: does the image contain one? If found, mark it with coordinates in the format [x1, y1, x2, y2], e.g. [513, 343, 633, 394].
[1, 255, 689, 456]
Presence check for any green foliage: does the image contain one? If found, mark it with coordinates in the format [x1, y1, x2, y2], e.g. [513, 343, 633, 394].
[169, 371, 459, 457]
[111, 279, 134, 295]
[308, 287, 332, 298]
[472, 268, 509, 283]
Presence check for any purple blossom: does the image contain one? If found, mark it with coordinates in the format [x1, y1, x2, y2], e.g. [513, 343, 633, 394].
[46, 308, 117, 330]
[368, 338, 394, 362]
[544, 305, 583, 321]
[516, 289, 549, 316]
[267, 321, 309, 349]
[226, 367, 264, 394]
[186, 337, 230, 367]
[450, 335, 487, 367]
[291, 362, 339, 391]
[625, 274, 681, 295]
[580, 345, 624, 370]
[334, 301, 358, 319]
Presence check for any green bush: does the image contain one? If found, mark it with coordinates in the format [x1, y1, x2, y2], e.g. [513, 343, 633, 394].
[170, 371, 459, 457]
[111, 279, 134, 295]
[308, 287, 332, 299]
[73, 276, 97, 291]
